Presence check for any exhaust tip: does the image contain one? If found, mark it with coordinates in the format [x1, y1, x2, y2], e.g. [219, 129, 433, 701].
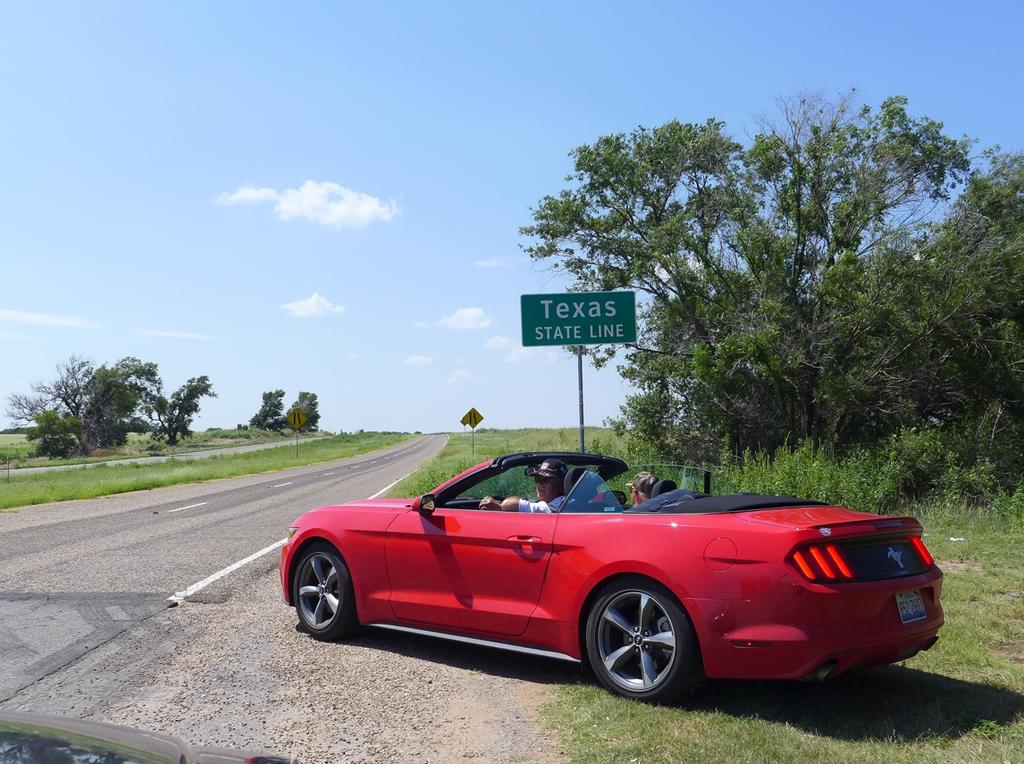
[807, 660, 838, 682]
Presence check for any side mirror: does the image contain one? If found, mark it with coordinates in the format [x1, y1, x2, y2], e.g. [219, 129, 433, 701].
[415, 494, 436, 514]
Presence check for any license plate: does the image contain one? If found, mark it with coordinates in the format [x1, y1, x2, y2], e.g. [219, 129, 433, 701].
[895, 590, 926, 623]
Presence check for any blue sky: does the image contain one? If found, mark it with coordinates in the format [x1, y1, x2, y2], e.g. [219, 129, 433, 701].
[1, 1, 1021, 433]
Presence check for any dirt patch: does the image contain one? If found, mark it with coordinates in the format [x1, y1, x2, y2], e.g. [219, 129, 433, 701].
[939, 561, 982, 574]
[997, 643, 1024, 664]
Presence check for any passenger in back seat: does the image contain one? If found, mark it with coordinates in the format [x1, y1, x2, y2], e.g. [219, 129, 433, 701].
[627, 471, 659, 506]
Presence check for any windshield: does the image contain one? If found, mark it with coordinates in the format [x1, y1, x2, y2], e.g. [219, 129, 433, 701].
[560, 470, 626, 513]
[627, 463, 710, 494]
[453, 469, 536, 502]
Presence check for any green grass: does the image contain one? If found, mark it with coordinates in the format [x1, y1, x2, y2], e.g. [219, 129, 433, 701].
[0, 431, 409, 510]
[0, 433, 33, 462]
[385, 428, 1024, 764]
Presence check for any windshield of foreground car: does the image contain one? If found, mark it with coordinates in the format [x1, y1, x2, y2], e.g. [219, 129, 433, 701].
[560, 470, 626, 513]
[452, 470, 537, 503]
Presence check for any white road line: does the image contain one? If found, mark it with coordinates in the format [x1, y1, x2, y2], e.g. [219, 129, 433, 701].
[368, 468, 418, 499]
[168, 470, 420, 605]
[320, 472, 335, 476]
[167, 539, 286, 604]
[273, 481, 293, 488]
[167, 502, 207, 514]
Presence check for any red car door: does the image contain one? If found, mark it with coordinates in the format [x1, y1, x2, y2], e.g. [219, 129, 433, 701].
[385, 508, 556, 636]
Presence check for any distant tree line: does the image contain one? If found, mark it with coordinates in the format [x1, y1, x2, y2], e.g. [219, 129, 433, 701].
[6, 355, 215, 457]
[247, 389, 321, 432]
[523, 93, 1024, 502]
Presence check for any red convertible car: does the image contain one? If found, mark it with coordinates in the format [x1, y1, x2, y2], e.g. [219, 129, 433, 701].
[279, 452, 943, 702]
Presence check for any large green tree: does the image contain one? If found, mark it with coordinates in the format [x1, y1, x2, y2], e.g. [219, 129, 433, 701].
[523, 95, 1023, 480]
[84, 357, 160, 450]
[250, 389, 287, 431]
[7, 355, 160, 455]
[144, 376, 216, 446]
[26, 410, 80, 458]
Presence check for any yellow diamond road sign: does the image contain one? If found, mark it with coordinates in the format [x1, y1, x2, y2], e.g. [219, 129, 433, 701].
[460, 407, 484, 429]
[287, 407, 308, 431]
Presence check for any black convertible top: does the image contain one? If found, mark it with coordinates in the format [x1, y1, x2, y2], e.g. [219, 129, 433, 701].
[626, 488, 827, 514]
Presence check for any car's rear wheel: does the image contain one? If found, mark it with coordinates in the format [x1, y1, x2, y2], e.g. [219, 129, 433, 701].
[585, 576, 702, 702]
[292, 542, 358, 641]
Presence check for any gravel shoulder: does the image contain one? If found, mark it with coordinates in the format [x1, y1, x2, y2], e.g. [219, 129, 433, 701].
[2, 555, 567, 763]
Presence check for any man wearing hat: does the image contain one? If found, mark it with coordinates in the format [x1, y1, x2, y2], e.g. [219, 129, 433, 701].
[628, 471, 659, 506]
[478, 458, 568, 513]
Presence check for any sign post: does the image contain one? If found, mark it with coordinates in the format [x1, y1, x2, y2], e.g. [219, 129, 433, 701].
[521, 291, 636, 453]
[286, 407, 308, 458]
[576, 347, 585, 452]
[460, 407, 484, 458]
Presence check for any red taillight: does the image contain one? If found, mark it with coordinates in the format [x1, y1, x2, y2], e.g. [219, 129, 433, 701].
[826, 544, 854, 578]
[792, 550, 815, 579]
[791, 543, 856, 582]
[808, 546, 836, 579]
[909, 536, 934, 567]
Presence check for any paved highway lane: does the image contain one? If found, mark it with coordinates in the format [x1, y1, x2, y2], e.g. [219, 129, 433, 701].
[5, 435, 330, 475]
[0, 434, 448, 702]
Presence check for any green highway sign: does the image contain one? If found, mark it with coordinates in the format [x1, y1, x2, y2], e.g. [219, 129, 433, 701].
[521, 291, 636, 347]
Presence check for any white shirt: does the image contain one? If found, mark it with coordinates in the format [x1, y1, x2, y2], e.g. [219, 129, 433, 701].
[518, 495, 565, 513]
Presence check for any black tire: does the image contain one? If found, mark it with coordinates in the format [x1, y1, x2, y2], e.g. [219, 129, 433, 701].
[291, 542, 359, 641]
[584, 575, 703, 703]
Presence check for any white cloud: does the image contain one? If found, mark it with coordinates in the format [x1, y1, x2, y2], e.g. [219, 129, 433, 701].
[281, 292, 346, 318]
[216, 186, 278, 205]
[403, 354, 434, 366]
[437, 307, 491, 330]
[483, 335, 555, 363]
[137, 329, 213, 340]
[0, 333, 30, 341]
[447, 369, 473, 385]
[217, 180, 399, 229]
[504, 347, 559, 365]
[484, 335, 512, 349]
[473, 258, 512, 268]
[0, 309, 98, 329]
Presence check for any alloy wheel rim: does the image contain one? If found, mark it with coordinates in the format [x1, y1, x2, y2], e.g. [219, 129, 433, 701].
[596, 590, 677, 691]
[297, 553, 340, 629]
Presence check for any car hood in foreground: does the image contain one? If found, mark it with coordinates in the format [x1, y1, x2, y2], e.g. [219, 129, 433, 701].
[0, 712, 295, 763]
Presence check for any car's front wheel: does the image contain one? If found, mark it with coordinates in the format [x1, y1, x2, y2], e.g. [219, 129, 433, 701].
[292, 542, 358, 641]
[585, 576, 702, 702]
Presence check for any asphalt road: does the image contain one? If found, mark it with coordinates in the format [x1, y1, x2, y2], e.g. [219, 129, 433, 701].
[0, 434, 447, 701]
[0, 432, 565, 762]
[6, 435, 327, 475]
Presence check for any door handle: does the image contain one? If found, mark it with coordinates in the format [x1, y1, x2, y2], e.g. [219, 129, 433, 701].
[506, 535, 543, 545]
